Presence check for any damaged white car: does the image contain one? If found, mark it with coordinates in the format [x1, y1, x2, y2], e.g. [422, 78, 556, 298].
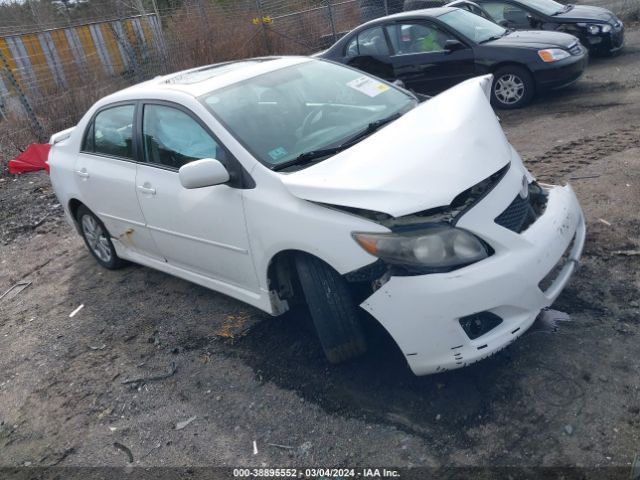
[49, 57, 585, 375]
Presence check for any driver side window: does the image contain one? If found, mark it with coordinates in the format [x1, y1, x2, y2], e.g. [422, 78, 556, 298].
[142, 104, 226, 170]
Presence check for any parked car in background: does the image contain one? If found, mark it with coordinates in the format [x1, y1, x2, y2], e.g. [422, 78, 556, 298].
[48, 58, 585, 375]
[321, 7, 588, 108]
[404, 0, 624, 54]
[446, 0, 496, 21]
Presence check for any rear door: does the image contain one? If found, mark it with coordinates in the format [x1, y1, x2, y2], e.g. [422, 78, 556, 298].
[74, 103, 162, 259]
[386, 20, 476, 94]
[134, 102, 258, 289]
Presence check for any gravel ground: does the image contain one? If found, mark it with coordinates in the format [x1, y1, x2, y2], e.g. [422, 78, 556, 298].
[0, 25, 639, 478]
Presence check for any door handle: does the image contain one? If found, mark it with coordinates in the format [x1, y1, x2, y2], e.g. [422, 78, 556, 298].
[137, 185, 156, 195]
[74, 169, 89, 179]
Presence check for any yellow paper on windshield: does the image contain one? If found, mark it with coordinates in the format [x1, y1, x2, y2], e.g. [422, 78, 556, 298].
[347, 76, 390, 98]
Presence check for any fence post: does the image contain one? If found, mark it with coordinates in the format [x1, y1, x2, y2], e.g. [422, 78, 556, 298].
[0, 49, 45, 142]
[384, 0, 390, 15]
[327, 0, 338, 43]
[255, 0, 272, 54]
[0, 72, 8, 121]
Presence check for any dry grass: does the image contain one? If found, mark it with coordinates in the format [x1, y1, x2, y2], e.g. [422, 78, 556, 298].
[161, 2, 269, 71]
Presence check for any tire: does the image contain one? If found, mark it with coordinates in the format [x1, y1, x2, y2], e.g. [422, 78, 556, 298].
[295, 254, 367, 364]
[491, 65, 535, 109]
[76, 205, 126, 270]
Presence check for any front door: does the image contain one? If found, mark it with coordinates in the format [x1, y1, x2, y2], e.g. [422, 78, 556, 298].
[134, 102, 258, 289]
[386, 21, 477, 95]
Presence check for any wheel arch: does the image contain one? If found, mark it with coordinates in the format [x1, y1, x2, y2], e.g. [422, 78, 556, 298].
[265, 248, 378, 315]
[68, 198, 85, 221]
[266, 249, 325, 309]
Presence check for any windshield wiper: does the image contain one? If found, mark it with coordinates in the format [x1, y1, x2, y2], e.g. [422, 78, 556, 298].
[480, 31, 508, 43]
[272, 112, 402, 172]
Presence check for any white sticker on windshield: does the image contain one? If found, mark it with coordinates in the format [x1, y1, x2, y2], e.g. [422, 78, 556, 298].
[347, 76, 390, 98]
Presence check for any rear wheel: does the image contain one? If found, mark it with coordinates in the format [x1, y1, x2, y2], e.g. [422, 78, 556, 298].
[295, 254, 367, 364]
[77, 205, 125, 270]
[491, 65, 535, 109]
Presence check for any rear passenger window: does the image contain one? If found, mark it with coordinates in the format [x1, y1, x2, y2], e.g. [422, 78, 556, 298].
[346, 27, 390, 57]
[142, 104, 224, 170]
[83, 104, 135, 159]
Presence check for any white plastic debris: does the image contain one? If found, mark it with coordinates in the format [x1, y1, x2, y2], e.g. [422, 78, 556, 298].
[176, 416, 196, 430]
[69, 304, 84, 318]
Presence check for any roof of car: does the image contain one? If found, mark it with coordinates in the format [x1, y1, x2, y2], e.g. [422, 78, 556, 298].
[102, 56, 312, 103]
[361, 6, 457, 25]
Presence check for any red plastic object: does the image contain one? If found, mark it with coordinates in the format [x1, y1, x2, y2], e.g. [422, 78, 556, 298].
[8, 143, 51, 174]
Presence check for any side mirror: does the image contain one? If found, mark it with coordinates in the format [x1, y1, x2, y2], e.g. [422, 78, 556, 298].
[444, 39, 465, 52]
[498, 19, 509, 27]
[392, 79, 406, 88]
[179, 158, 230, 189]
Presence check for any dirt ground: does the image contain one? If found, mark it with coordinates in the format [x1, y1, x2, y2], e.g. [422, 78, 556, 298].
[1, 26, 639, 476]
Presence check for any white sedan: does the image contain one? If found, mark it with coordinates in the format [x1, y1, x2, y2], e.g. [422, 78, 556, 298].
[49, 57, 585, 375]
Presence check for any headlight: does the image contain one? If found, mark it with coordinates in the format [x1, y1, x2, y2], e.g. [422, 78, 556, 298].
[578, 23, 608, 35]
[352, 226, 489, 269]
[587, 24, 600, 34]
[538, 48, 570, 62]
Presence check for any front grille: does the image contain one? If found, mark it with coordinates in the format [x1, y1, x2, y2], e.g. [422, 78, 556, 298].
[495, 182, 548, 234]
[495, 194, 531, 233]
[568, 42, 582, 56]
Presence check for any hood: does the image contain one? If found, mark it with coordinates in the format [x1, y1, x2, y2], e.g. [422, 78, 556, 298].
[553, 4, 615, 23]
[489, 30, 578, 49]
[281, 75, 512, 218]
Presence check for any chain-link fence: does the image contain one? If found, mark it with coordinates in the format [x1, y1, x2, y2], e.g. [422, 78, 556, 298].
[0, 0, 638, 169]
[0, 0, 402, 165]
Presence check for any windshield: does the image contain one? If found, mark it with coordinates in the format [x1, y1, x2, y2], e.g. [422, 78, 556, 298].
[521, 0, 566, 15]
[201, 60, 416, 170]
[438, 9, 506, 43]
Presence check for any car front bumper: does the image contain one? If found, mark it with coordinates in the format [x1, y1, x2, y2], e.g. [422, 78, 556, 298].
[533, 48, 588, 91]
[586, 23, 625, 54]
[360, 169, 585, 376]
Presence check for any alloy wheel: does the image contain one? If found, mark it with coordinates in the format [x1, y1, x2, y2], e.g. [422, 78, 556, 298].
[81, 214, 113, 263]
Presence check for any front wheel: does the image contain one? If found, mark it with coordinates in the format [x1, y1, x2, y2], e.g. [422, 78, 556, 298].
[491, 66, 535, 109]
[295, 254, 367, 364]
[77, 205, 126, 270]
